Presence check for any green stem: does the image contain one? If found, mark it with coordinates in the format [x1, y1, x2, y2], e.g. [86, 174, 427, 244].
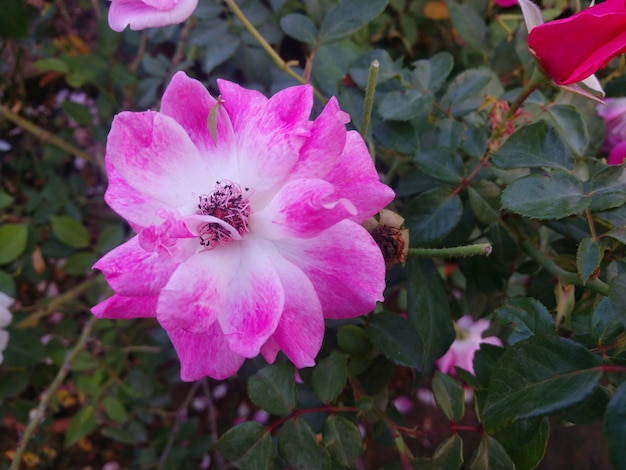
[168, 16, 198, 80]
[521, 240, 610, 296]
[9, 316, 97, 470]
[585, 209, 598, 241]
[0, 104, 96, 164]
[408, 243, 492, 258]
[224, 0, 326, 103]
[361, 60, 380, 160]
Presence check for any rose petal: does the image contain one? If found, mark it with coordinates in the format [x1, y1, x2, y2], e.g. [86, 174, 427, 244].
[91, 294, 158, 319]
[108, 0, 198, 32]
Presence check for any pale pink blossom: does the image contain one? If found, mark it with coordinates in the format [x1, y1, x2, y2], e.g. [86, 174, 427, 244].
[0, 292, 14, 364]
[436, 316, 502, 375]
[92, 72, 394, 381]
[597, 98, 626, 165]
[108, 0, 198, 32]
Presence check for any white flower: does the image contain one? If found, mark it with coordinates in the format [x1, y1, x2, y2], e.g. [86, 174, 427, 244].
[0, 292, 14, 364]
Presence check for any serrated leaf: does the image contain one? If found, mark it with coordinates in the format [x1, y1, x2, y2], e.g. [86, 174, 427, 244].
[214, 422, 273, 470]
[447, 0, 486, 52]
[494, 297, 556, 345]
[50, 215, 90, 249]
[605, 226, 626, 244]
[482, 335, 602, 432]
[61, 101, 93, 126]
[443, 68, 503, 117]
[414, 148, 464, 184]
[605, 381, 626, 469]
[0, 223, 28, 264]
[412, 52, 454, 94]
[278, 418, 332, 470]
[469, 436, 515, 470]
[3, 329, 46, 367]
[368, 312, 423, 368]
[65, 405, 96, 447]
[468, 182, 501, 224]
[539, 104, 589, 156]
[406, 187, 463, 246]
[432, 371, 465, 422]
[501, 170, 588, 219]
[322, 415, 364, 467]
[576, 237, 602, 283]
[492, 122, 574, 170]
[312, 351, 348, 403]
[431, 434, 463, 470]
[280, 13, 318, 44]
[587, 165, 626, 212]
[610, 274, 626, 329]
[591, 297, 624, 345]
[247, 363, 297, 416]
[318, 0, 388, 42]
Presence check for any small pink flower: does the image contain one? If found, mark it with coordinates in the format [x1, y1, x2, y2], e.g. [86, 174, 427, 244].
[597, 98, 626, 165]
[92, 72, 394, 381]
[518, 0, 608, 101]
[108, 0, 198, 32]
[436, 316, 502, 375]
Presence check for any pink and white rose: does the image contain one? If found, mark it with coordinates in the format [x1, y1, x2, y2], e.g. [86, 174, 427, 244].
[108, 0, 198, 32]
[92, 72, 394, 381]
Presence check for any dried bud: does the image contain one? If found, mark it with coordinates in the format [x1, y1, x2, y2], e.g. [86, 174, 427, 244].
[365, 209, 409, 270]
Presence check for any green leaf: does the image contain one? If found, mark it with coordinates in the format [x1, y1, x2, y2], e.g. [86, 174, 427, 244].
[0, 224, 28, 265]
[432, 371, 465, 422]
[3, 329, 46, 367]
[591, 297, 624, 345]
[0, 191, 14, 209]
[322, 415, 364, 467]
[610, 274, 626, 329]
[576, 237, 602, 283]
[31, 57, 69, 74]
[494, 297, 556, 345]
[102, 396, 128, 423]
[407, 259, 456, 372]
[50, 215, 90, 249]
[368, 312, 423, 368]
[492, 122, 574, 170]
[412, 52, 454, 94]
[214, 421, 273, 470]
[65, 405, 96, 447]
[312, 351, 348, 403]
[413, 148, 464, 184]
[431, 434, 463, 470]
[442, 68, 503, 117]
[469, 436, 515, 470]
[501, 170, 588, 219]
[318, 0, 388, 42]
[63, 252, 99, 275]
[61, 101, 93, 126]
[604, 381, 626, 469]
[529, 104, 589, 156]
[280, 13, 318, 44]
[605, 226, 626, 244]
[337, 324, 372, 355]
[378, 90, 433, 121]
[278, 418, 332, 470]
[247, 363, 297, 416]
[0, 0, 31, 37]
[447, 0, 486, 52]
[502, 418, 549, 470]
[587, 165, 626, 212]
[468, 182, 501, 224]
[0, 370, 29, 399]
[406, 187, 463, 246]
[482, 335, 602, 432]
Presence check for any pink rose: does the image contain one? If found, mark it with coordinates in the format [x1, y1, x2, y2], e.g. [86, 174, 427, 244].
[436, 316, 502, 375]
[597, 98, 626, 165]
[108, 0, 198, 32]
[92, 72, 394, 381]
[495, 0, 518, 8]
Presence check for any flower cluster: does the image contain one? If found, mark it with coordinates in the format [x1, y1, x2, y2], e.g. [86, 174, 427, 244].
[92, 72, 394, 380]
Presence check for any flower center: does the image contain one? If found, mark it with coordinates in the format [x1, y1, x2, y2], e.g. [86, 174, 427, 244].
[196, 180, 251, 248]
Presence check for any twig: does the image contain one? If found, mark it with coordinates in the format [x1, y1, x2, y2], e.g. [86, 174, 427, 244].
[9, 316, 97, 470]
[361, 60, 379, 161]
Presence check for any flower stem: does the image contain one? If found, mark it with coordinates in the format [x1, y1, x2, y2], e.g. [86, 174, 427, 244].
[520, 240, 610, 296]
[0, 104, 97, 164]
[408, 243, 492, 258]
[224, 0, 326, 103]
[9, 316, 96, 470]
[361, 60, 380, 159]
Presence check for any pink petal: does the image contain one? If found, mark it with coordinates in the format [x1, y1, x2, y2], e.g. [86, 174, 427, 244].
[104, 158, 165, 231]
[217, 80, 314, 194]
[93, 236, 178, 296]
[269, 253, 324, 368]
[167, 322, 246, 381]
[161, 72, 237, 168]
[108, 0, 198, 32]
[156, 247, 238, 334]
[324, 131, 395, 223]
[607, 141, 626, 165]
[277, 220, 386, 319]
[91, 294, 158, 319]
[218, 238, 285, 358]
[106, 111, 211, 210]
[527, 0, 626, 84]
[290, 97, 350, 180]
[436, 348, 457, 374]
[252, 179, 357, 239]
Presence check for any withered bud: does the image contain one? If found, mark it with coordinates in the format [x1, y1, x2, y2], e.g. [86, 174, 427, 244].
[364, 209, 409, 270]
